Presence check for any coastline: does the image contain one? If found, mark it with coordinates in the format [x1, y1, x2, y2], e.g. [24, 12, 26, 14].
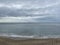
[0, 37, 60, 45]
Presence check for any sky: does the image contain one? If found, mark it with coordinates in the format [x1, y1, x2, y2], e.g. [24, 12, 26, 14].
[0, 0, 60, 22]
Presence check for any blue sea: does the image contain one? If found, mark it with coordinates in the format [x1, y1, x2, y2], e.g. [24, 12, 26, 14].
[0, 22, 60, 39]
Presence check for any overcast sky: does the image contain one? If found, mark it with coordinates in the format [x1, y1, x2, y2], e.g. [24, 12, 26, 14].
[0, 0, 59, 22]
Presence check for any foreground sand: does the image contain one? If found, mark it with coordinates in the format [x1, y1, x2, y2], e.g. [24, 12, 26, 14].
[0, 37, 60, 45]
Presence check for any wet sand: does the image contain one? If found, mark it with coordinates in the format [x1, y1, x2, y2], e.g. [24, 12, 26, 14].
[0, 37, 60, 45]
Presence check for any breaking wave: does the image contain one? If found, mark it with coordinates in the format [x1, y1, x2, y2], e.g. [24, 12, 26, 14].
[0, 33, 60, 40]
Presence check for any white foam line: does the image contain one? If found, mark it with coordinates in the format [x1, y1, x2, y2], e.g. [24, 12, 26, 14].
[0, 33, 60, 39]
[0, 34, 34, 38]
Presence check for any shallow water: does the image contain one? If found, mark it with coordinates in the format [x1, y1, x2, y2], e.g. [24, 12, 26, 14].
[0, 23, 59, 38]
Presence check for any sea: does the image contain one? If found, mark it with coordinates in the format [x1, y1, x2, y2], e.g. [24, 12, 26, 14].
[0, 22, 60, 39]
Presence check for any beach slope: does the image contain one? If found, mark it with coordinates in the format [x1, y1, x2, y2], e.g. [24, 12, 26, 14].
[0, 37, 60, 45]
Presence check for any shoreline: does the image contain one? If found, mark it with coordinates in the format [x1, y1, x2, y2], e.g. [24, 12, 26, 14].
[0, 37, 60, 45]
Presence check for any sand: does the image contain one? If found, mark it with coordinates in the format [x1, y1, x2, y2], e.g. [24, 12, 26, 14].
[0, 37, 60, 45]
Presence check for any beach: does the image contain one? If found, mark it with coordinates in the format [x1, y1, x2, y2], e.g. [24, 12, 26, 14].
[0, 23, 59, 45]
[0, 37, 60, 45]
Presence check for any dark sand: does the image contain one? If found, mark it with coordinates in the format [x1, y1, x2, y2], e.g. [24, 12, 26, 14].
[0, 37, 60, 45]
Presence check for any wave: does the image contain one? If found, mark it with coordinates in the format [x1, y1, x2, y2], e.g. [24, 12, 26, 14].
[0, 33, 60, 40]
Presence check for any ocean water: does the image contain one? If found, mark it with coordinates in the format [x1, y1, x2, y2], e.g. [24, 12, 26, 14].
[0, 23, 60, 39]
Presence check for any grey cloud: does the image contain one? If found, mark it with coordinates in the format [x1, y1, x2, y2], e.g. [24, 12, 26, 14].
[0, 0, 59, 22]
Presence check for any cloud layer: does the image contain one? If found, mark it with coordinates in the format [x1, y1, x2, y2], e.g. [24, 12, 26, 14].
[0, 0, 59, 22]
